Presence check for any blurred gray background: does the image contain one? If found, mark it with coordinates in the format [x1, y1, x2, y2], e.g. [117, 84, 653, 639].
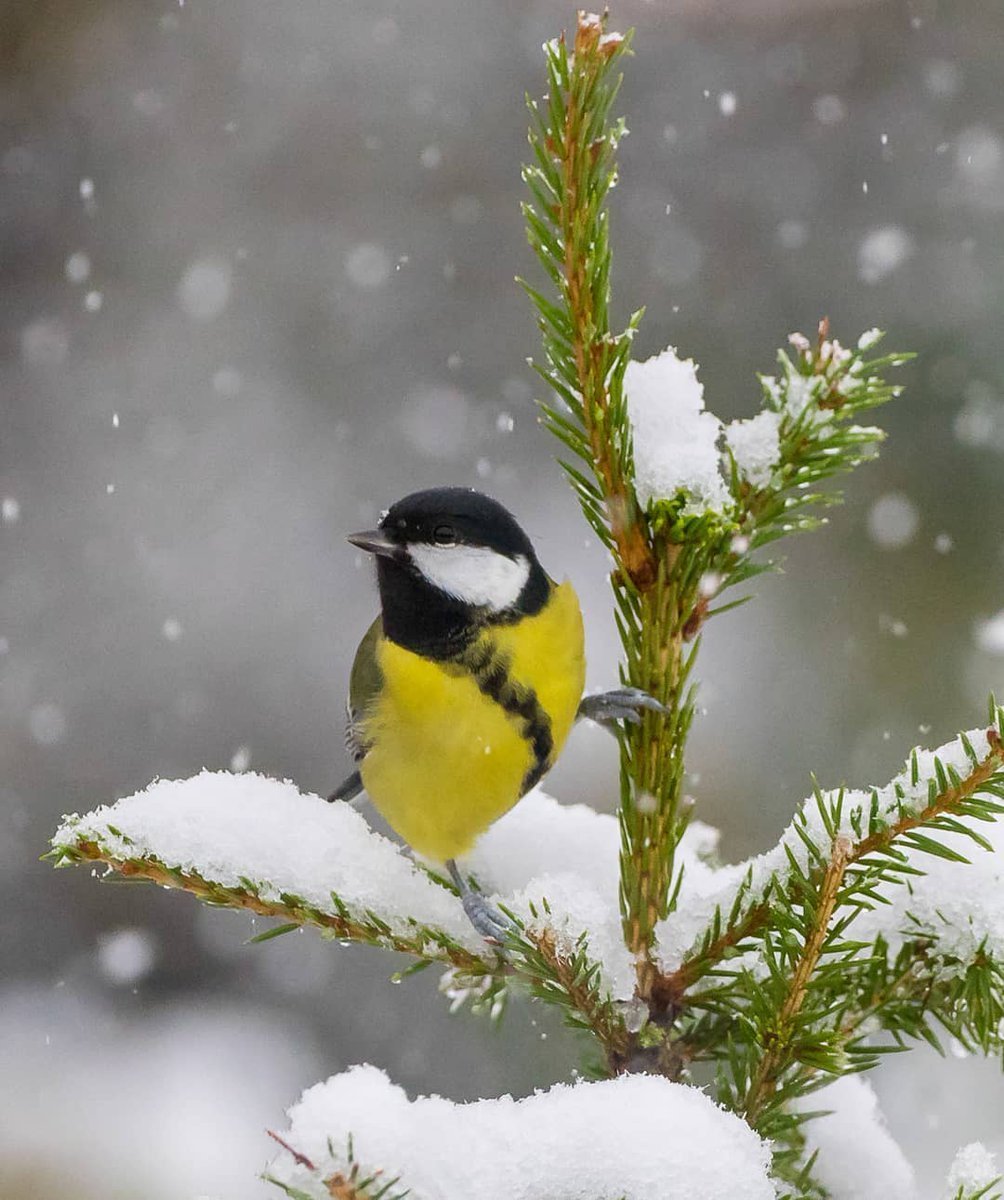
[3, 0, 1004, 1194]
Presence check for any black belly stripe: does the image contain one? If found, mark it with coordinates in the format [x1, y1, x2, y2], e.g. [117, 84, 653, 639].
[463, 640, 553, 795]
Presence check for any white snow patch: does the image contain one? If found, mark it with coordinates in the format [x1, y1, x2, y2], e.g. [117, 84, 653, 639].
[65, 251, 91, 284]
[944, 1142, 1000, 1197]
[794, 1077, 916, 1200]
[468, 793, 718, 1000]
[725, 410, 781, 488]
[177, 257, 232, 321]
[867, 492, 920, 549]
[624, 347, 731, 515]
[55, 774, 725, 1005]
[784, 372, 817, 416]
[268, 1065, 775, 1200]
[97, 927, 157, 985]
[975, 610, 1004, 656]
[858, 226, 914, 284]
[345, 243, 391, 289]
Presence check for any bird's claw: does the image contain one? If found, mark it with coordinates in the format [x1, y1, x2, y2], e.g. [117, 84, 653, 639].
[461, 891, 514, 946]
[446, 858, 515, 948]
[577, 687, 668, 729]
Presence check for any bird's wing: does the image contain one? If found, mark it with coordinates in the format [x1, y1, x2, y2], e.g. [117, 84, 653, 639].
[345, 614, 384, 762]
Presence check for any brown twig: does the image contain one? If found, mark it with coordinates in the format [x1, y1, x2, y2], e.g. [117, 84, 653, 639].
[659, 901, 773, 1002]
[525, 927, 632, 1068]
[743, 835, 851, 1123]
[850, 732, 1004, 863]
[559, 15, 656, 593]
[55, 838, 498, 976]
[267, 1130, 316, 1171]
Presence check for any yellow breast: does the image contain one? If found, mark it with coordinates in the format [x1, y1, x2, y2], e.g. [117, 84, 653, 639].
[359, 580, 585, 861]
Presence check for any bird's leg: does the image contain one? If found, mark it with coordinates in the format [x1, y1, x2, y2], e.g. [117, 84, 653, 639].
[327, 769, 366, 809]
[577, 687, 669, 733]
[446, 859, 512, 945]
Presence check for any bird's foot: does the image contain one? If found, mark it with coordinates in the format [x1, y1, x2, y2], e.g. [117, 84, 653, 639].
[577, 687, 668, 730]
[446, 859, 514, 947]
[461, 891, 513, 945]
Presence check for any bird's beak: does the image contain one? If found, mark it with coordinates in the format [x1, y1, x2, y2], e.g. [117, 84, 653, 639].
[347, 529, 398, 558]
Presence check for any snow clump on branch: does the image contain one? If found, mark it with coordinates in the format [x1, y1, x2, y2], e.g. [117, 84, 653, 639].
[624, 347, 731, 515]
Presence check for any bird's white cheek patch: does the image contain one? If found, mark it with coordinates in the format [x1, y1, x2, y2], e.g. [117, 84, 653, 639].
[408, 545, 530, 611]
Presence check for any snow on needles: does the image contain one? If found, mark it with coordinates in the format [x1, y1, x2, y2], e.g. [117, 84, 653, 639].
[53, 774, 720, 1002]
[725, 410, 781, 488]
[470, 792, 720, 1001]
[52, 771, 478, 948]
[944, 1143, 1001, 1198]
[624, 346, 731, 514]
[267, 1065, 775, 1200]
[655, 725, 1003, 976]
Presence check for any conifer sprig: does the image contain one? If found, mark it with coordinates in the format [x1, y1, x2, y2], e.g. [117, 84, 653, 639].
[522, 14, 910, 1003]
[265, 1133, 409, 1200]
[507, 921, 632, 1069]
[666, 709, 1004, 1149]
[524, 9, 711, 990]
[522, 15, 650, 587]
[46, 835, 499, 977]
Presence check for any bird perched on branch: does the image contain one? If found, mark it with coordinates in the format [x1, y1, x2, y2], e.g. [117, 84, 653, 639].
[329, 487, 664, 941]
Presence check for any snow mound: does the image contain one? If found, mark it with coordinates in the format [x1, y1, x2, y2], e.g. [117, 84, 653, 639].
[267, 1065, 775, 1200]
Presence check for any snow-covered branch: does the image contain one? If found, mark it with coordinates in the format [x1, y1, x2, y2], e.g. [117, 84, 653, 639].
[49, 772, 491, 973]
[659, 711, 1004, 993]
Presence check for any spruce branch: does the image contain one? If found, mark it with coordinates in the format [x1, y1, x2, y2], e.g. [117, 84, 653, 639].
[523, 15, 652, 589]
[523, 9, 710, 989]
[509, 921, 632, 1069]
[523, 15, 909, 1001]
[666, 712, 1004, 1001]
[715, 321, 910, 607]
[655, 711, 1004, 1160]
[47, 837, 498, 977]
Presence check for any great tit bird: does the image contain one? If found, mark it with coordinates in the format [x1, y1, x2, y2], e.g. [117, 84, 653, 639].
[329, 487, 663, 940]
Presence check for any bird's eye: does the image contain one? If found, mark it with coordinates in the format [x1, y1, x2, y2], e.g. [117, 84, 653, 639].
[432, 524, 456, 546]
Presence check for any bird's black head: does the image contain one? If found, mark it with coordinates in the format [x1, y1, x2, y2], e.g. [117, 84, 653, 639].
[349, 487, 550, 658]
